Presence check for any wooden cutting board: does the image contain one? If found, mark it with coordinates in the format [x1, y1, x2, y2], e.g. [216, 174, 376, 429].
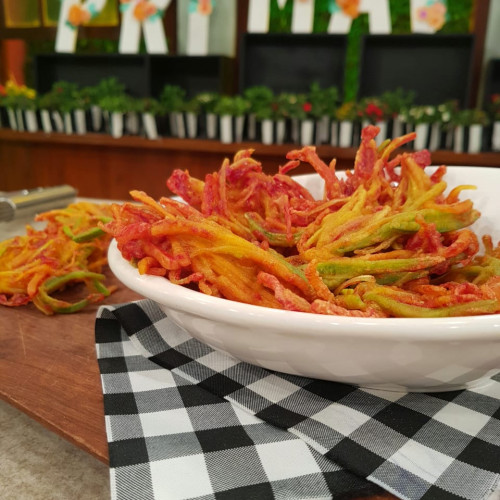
[0, 270, 140, 463]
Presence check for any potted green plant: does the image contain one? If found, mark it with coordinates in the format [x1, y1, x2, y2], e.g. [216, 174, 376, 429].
[254, 95, 285, 146]
[72, 87, 93, 135]
[123, 96, 141, 136]
[272, 93, 293, 145]
[290, 93, 312, 145]
[450, 108, 489, 154]
[0, 84, 6, 129]
[160, 85, 187, 138]
[244, 88, 285, 145]
[137, 98, 164, 140]
[253, 93, 291, 145]
[379, 88, 415, 139]
[427, 100, 458, 151]
[308, 83, 339, 145]
[184, 97, 202, 139]
[213, 95, 250, 144]
[98, 94, 131, 138]
[357, 96, 392, 144]
[3, 99, 19, 131]
[37, 84, 66, 133]
[46, 81, 80, 134]
[252, 98, 277, 145]
[489, 94, 500, 151]
[335, 101, 359, 148]
[1, 81, 20, 131]
[1, 81, 17, 130]
[21, 94, 38, 133]
[2, 79, 38, 132]
[243, 85, 274, 140]
[56, 81, 79, 134]
[78, 85, 97, 132]
[84, 78, 125, 132]
[37, 91, 58, 133]
[195, 92, 220, 139]
[0, 82, 18, 130]
[276, 93, 310, 144]
[400, 105, 441, 150]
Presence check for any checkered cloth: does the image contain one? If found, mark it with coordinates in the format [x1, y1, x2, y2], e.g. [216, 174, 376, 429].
[95, 300, 500, 500]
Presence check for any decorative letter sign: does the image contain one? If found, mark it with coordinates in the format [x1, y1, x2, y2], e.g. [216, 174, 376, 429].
[56, 0, 107, 53]
[55, 0, 453, 55]
[118, 0, 171, 54]
[247, 0, 271, 33]
[328, 0, 391, 34]
[247, 0, 288, 33]
[186, 0, 214, 55]
[291, 0, 315, 33]
[411, 0, 447, 33]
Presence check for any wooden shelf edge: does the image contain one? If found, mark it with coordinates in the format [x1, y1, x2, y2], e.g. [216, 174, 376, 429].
[0, 128, 354, 158]
[1, 129, 499, 167]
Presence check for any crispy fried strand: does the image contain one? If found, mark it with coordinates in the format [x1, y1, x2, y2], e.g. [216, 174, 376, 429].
[0, 202, 115, 315]
[103, 126, 500, 318]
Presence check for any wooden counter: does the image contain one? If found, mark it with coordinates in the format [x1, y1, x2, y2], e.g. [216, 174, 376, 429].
[0, 270, 398, 500]
[0, 271, 140, 463]
[1, 129, 499, 201]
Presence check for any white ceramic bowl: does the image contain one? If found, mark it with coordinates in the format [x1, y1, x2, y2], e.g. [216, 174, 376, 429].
[108, 167, 500, 392]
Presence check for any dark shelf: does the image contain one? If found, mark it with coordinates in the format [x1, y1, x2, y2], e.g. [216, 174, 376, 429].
[34, 53, 235, 99]
[359, 34, 475, 107]
[149, 55, 235, 98]
[34, 53, 150, 97]
[239, 33, 347, 96]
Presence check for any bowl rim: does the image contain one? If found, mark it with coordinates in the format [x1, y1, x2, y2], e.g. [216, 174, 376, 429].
[108, 239, 500, 342]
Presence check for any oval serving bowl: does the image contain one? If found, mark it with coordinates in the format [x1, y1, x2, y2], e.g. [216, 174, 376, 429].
[108, 166, 500, 392]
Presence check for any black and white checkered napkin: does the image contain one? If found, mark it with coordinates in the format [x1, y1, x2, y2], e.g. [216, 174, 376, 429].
[95, 300, 500, 500]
